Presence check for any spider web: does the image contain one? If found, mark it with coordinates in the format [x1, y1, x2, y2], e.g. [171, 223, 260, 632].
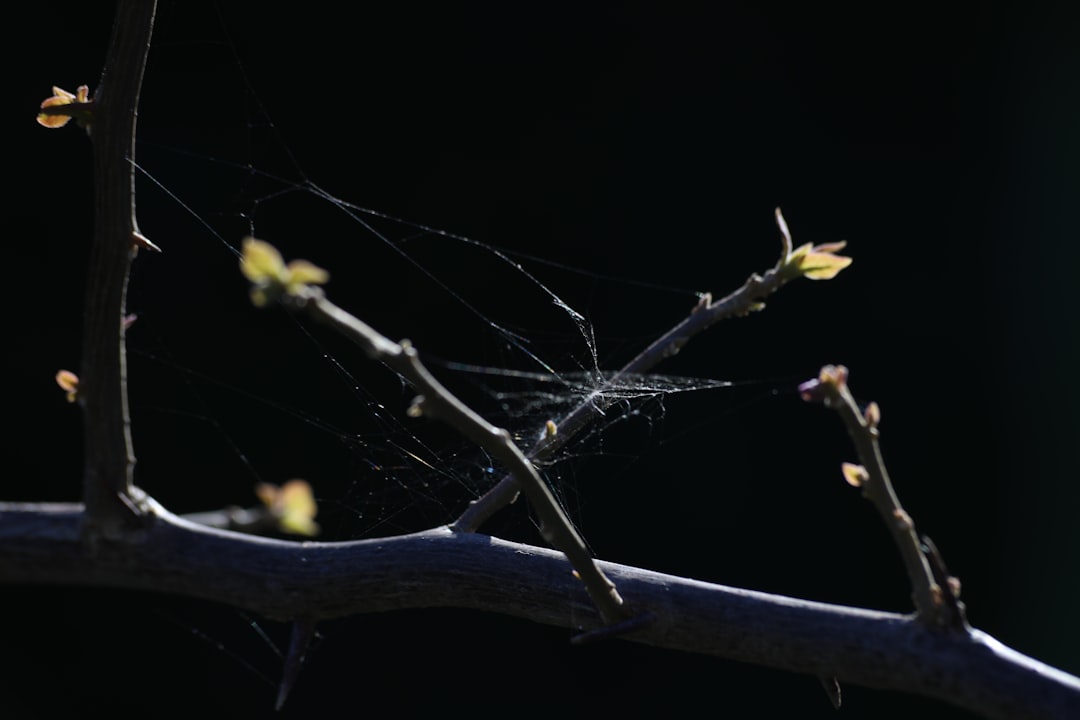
[123, 2, 795, 548]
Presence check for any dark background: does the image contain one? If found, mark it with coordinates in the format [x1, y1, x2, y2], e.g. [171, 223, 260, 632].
[7, 2, 1080, 717]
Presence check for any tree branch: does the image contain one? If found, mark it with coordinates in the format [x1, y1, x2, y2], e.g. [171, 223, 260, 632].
[799, 365, 967, 630]
[1, 501, 1077, 720]
[80, 0, 158, 538]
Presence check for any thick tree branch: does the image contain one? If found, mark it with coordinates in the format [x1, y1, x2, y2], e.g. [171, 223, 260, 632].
[1, 501, 1077, 720]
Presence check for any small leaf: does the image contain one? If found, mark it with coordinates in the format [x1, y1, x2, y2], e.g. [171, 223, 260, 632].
[808, 241, 847, 254]
[864, 401, 881, 427]
[841, 462, 869, 488]
[818, 364, 849, 388]
[255, 479, 320, 537]
[52, 86, 77, 101]
[284, 259, 329, 289]
[55, 369, 80, 402]
[37, 97, 74, 128]
[781, 228, 853, 281]
[36, 85, 92, 129]
[799, 247, 853, 280]
[544, 420, 558, 439]
[241, 237, 328, 306]
[240, 237, 286, 282]
[277, 479, 320, 537]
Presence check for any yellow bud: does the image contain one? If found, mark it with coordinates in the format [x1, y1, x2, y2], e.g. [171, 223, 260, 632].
[55, 369, 80, 403]
[841, 462, 869, 488]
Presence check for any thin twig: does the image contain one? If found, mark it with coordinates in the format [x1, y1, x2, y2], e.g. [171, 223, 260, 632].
[798, 364, 962, 628]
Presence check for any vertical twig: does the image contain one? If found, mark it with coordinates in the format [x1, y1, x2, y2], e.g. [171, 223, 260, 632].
[80, 1, 158, 538]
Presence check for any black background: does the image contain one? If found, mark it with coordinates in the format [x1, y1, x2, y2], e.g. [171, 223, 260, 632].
[7, 2, 1080, 717]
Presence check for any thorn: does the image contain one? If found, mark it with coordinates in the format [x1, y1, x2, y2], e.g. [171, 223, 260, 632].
[276, 618, 316, 711]
[775, 207, 793, 258]
[818, 675, 842, 709]
[132, 230, 162, 253]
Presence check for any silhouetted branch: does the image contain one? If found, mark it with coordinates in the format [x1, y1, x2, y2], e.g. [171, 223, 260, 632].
[79, 0, 158, 539]
[0, 502, 1077, 720]
[800, 365, 966, 629]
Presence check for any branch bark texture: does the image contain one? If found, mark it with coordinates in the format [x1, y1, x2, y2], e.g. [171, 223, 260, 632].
[1, 502, 1077, 720]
